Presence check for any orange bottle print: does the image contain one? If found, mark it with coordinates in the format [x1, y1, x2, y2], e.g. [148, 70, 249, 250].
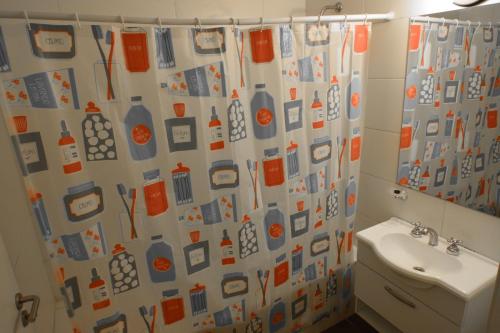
[354, 24, 368, 54]
[143, 169, 168, 216]
[408, 24, 422, 51]
[250, 28, 274, 63]
[350, 128, 361, 161]
[263, 148, 284, 187]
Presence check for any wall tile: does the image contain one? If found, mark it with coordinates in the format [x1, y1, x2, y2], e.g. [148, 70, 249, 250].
[361, 128, 399, 182]
[363, 0, 499, 19]
[358, 172, 446, 232]
[305, 0, 364, 16]
[264, 0, 306, 17]
[441, 202, 500, 262]
[174, 0, 263, 18]
[354, 212, 377, 233]
[0, 0, 59, 12]
[58, 0, 177, 18]
[365, 79, 404, 133]
[368, 17, 408, 79]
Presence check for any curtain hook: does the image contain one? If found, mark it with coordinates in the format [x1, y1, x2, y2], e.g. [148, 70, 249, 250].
[364, 14, 368, 25]
[317, 13, 322, 28]
[344, 14, 348, 28]
[467, 20, 471, 29]
[427, 16, 431, 27]
[289, 16, 294, 30]
[231, 17, 237, 32]
[195, 17, 202, 31]
[410, 17, 416, 25]
[488, 21, 492, 29]
[260, 17, 264, 31]
[74, 12, 81, 29]
[441, 17, 446, 27]
[455, 19, 459, 28]
[157, 17, 162, 29]
[120, 15, 125, 30]
[24, 10, 31, 31]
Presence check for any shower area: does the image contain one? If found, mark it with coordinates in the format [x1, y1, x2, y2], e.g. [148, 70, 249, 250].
[0, 2, 391, 332]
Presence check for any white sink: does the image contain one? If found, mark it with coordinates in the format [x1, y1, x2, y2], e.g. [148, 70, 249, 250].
[357, 217, 498, 300]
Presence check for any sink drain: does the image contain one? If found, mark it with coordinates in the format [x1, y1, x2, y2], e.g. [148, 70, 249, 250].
[413, 266, 425, 272]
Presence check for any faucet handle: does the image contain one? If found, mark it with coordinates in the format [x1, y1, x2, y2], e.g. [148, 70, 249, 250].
[447, 237, 463, 246]
[446, 237, 463, 256]
[410, 222, 426, 238]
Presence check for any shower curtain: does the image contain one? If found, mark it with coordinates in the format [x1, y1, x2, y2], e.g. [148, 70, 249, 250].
[397, 21, 500, 215]
[0, 19, 370, 332]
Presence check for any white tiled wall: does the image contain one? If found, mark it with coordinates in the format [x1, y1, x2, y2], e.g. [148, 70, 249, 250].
[306, 0, 500, 263]
[0, 1, 306, 332]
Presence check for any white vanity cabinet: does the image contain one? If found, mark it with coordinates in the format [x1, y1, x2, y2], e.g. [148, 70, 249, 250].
[355, 241, 494, 333]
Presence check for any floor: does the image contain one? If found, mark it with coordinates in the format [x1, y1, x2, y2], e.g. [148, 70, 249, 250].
[323, 314, 378, 333]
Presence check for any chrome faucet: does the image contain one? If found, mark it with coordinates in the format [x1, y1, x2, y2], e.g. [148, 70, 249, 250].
[410, 222, 439, 246]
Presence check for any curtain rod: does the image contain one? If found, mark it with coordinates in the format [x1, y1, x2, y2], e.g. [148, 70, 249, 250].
[0, 10, 394, 26]
[411, 16, 500, 27]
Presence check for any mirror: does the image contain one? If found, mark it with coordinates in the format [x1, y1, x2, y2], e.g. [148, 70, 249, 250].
[396, 4, 500, 217]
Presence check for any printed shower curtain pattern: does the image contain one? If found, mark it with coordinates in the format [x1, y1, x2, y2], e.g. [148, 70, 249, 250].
[397, 21, 500, 216]
[0, 20, 370, 332]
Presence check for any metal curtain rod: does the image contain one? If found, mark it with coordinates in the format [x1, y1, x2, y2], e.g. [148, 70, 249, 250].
[0, 10, 394, 26]
[411, 16, 500, 27]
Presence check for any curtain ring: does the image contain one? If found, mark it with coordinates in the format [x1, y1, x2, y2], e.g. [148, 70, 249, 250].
[427, 16, 431, 27]
[120, 15, 125, 30]
[195, 17, 202, 31]
[157, 17, 162, 29]
[260, 17, 264, 31]
[410, 17, 416, 25]
[74, 12, 81, 29]
[231, 17, 237, 32]
[467, 20, 471, 29]
[488, 21, 492, 29]
[455, 19, 459, 28]
[441, 17, 446, 27]
[364, 14, 368, 25]
[289, 16, 294, 29]
[24, 10, 31, 31]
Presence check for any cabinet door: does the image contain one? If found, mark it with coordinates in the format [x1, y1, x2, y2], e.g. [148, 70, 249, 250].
[355, 263, 460, 333]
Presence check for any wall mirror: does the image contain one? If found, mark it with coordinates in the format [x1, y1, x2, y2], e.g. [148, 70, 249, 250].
[397, 3, 500, 217]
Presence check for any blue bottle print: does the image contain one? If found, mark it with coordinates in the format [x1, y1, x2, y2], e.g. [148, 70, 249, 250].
[264, 203, 285, 251]
[346, 71, 362, 120]
[345, 176, 357, 217]
[251, 84, 277, 139]
[146, 235, 176, 283]
[269, 298, 286, 333]
[124, 96, 156, 160]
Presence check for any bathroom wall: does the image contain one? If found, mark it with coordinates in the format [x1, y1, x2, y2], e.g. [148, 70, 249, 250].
[305, 0, 500, 262]
[0, 1, 306, 332]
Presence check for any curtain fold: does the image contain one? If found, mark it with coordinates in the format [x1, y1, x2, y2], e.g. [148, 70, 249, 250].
[0, 19, 370, 332]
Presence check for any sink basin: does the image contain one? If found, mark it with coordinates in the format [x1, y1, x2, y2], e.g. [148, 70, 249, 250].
[357, 217, 498, 300]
